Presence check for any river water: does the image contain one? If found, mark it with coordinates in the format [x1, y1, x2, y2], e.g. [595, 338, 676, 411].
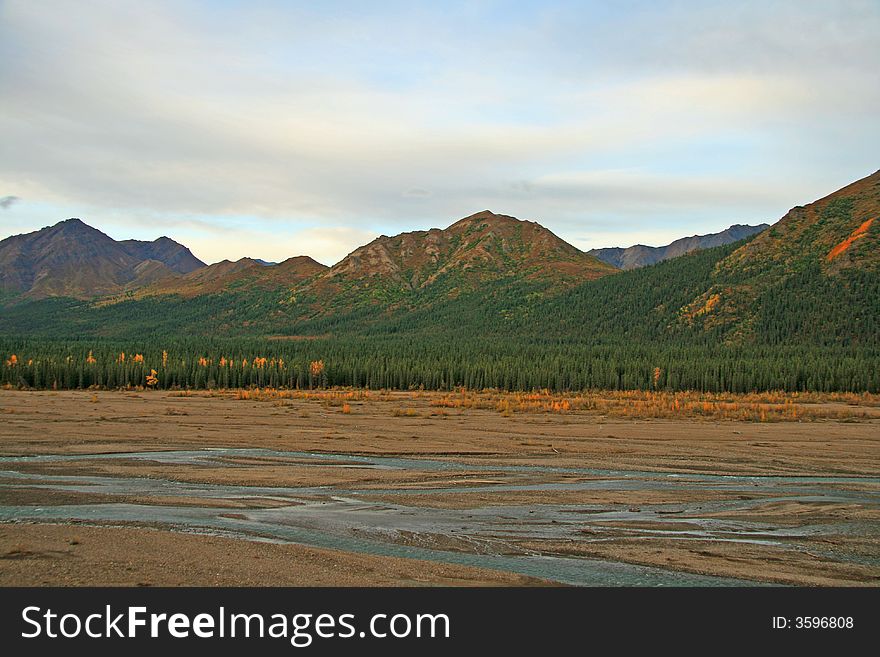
[2, 448, 878, 585]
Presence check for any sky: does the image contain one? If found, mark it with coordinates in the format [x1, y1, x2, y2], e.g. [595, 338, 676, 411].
[1, 0, 878, 265]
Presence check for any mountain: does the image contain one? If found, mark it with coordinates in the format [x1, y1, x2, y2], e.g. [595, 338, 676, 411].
[0, 218, 205, 300]
[677, 170, 879, 341]
[294, 210, 617, 313]
[588, 223, 769, 269]
[716, 171, 879, 274]
[541, 169, 878, 348]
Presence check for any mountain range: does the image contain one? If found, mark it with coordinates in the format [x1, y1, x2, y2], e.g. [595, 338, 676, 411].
[0, 170, 877, 348]
[588, 223, 769, 269]
[1, 211, 761, 303]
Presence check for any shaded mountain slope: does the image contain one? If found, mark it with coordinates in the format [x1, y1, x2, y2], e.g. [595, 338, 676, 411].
[0, 218, 205, 299]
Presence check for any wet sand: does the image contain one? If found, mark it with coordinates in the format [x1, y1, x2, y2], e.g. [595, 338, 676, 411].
[517, 536, 877, 587]
[1, 389, 878, 586]
[0, 523, 546, 586]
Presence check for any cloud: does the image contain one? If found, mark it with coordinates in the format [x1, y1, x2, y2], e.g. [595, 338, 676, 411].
[513, 169, 788, 210]
[0, 0, 877, 257]
[402, 188, 432, 199]
[0, 196, 19, 209]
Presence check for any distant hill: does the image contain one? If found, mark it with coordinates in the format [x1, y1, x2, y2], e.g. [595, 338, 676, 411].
[588, 223, 769, 269]
[0, 218, 205, 299]
[118, 235, 205, 274]
[135, 256, 327, 299]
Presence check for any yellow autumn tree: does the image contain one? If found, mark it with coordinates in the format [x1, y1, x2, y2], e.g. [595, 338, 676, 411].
[309, 359, 325, 389]
[146, 369, 159, 387]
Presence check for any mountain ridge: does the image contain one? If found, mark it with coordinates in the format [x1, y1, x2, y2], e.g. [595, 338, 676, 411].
[588, 223, 769, 269]
[132, 255, 328, 300]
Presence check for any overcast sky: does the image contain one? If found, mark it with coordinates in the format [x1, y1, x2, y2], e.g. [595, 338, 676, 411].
[1, 0, 878, 265]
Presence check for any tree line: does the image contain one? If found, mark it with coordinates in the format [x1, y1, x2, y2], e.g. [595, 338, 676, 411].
[2, 337, 876, 393]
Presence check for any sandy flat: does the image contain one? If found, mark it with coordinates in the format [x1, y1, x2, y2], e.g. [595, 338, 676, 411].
[0, 523, 549, 586]
[1, 389, 878, 476]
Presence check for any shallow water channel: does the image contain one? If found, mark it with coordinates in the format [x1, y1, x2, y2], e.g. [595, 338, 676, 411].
[2, 448, 878, 585]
